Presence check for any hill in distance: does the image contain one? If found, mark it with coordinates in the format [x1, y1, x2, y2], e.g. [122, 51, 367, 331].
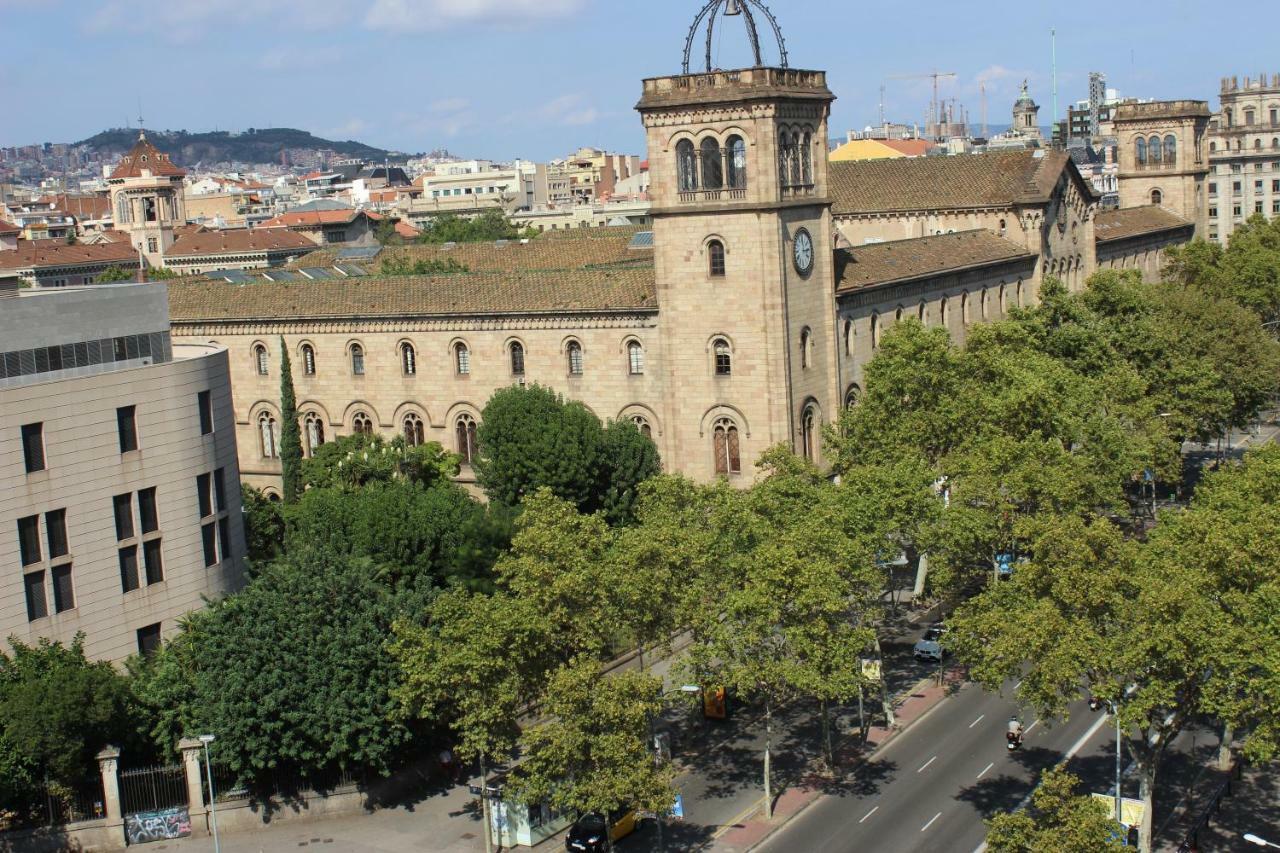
[75, 127, 413, 167]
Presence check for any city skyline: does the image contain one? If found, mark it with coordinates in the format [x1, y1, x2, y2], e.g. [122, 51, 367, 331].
[2, 0, 1274, 160]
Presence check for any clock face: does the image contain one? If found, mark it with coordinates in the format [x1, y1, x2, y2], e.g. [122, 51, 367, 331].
[793, 228, 815, 276]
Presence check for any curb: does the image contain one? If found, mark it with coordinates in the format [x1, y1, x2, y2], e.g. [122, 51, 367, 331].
[731, 669, 965, 853]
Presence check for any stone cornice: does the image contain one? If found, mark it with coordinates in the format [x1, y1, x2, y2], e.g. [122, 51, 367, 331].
[171, 310, 660, 338]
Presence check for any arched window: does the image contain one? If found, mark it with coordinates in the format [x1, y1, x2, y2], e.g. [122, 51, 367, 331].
[1210, 141, 1217, 152]
[403, 413, 424, 447]
[1273, 138, 1280, 149]
[961, 291, 970, 324]
[980, 287, 989, 320]
[1148, 136, 1162, 164]
[801, 132, 813, 185]
[401, 342, 416, 376]
[845, 384, 861, 408]
[799, 327, 812, 368]
[1016, 280, 1024, 307]
[918, 301, 928, 324]
[1151, 189, 1163, 205]
[304, 412, 325, 457]
[800, 405, 817, 462]
[627, 340, 645, 375]
[455, 414, 478, 464]
[778, 131, 795, 187]
[631, 415, 653, 438]
[1136, 137, 1147, 165]
[870, 313, 881, 349]
[454, 342, 471, 375]
[726, 135, 747, 189]
[713, 418, 741, 476]
[1163, 134, 1176, 163]
[350, 343, 365, 376]
[708, 240, 726, 276]
[842, 319, 853, 356]
[700, 138, 723, 190]
[258, 412, 277, 459]
[999, 284, 1007, 315]
[509, 341, 525, 375]
[790, 132, 803, 187]
[1254, 139, 1263, 150]
[352, 412, 373, 436]
[998, 218, 1007, 236]
[254, 344, 269, 376]
[894, 306, 904, 323]
[676, 139, 698, 191]
[301, 344, 316, 376]
[713, 338, 732, 376]
[567, 340, 584, 375]
[940, 296, 949, 327]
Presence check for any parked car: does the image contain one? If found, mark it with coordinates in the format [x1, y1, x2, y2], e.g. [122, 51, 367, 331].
[565, 808, 637, 852]
[913, 624, 947, 662]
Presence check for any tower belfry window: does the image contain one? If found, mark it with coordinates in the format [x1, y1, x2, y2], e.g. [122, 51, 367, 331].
[700, 138, 724, 190]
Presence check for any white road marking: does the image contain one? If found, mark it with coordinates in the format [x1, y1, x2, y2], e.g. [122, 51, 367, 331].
[1014, 679, 1023, 689]
[969, 714, 985, 728]
[977, 762, 994, 779]
[921, 812, 942, 832]
[918, 755, 937, 773]
[859, 806, 878, 824]
[1025, 719, 1040, 735]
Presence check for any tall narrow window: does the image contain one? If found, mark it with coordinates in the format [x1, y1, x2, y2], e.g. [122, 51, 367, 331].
[801, 406, 817, 462]
[800, 328, 812, 368]
[404, 414, 425, 447]
[353, 412, 373, 436]
[51, 564, 74, 613]
[714, 339, 732, 376]
[198, 390, 214, 435]
[1163, 134, 1176, 164]
[843, 320, 853, 356]
[962, 292, 971, 324]
[567, 341, 584, 375]
[676, 139, 698, 191]
[845, 384, 861, 407]
[17, 515, 41, 566]
[21, 423, 45, 473]
[138, 487, 159, 534]
[455, 342, 471, 375]
[401, 342, 416, 376]
[870, 313, 881, 349]
[305, 412, 325, 456]
[456, 415, 478, 464]
[113, 494, 134, 541]
[117, 405, 138, 453]
[143, 538, 164, 585]
[1151, 189, 1163, 205]
[1136, 137, 1147, 165]
[713, 418, 741, 476]
[24, 571, 47, 622]
[940, 296, 950, 326]
[1148, 136, 1162, 164]
[254, 344, 269, 376]
[726, 136, 747, 189]
[627, 341, 645, 375]
[919, 300, 928, 323]
[700, 138, 724, 190]
[119, 545, 140, 593]
[45, 509, 68, 560]
[197, 473, 213, 519]
[708, 240, 726, 276]
[259, 412, 278, 458]
[801, 132, 813, 185]
[301, 344, 316, 376]
[510, 341, 525, 375]
[351, 344, 365, 376]
[779, 132, 795, 187]
[980, 288, 989, 321]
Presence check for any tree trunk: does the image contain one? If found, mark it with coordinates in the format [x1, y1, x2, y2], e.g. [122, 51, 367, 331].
[820, 698, 834, 770]
[913, 551, 929, 600]
[1218, 722, 1234, 772]
[479, 752, 493, 853]
[1137, 758, 1156, 853]
[763, 699, 773, 820]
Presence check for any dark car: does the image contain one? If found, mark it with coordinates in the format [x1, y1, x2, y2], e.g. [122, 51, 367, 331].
[565, 809, 637, 852]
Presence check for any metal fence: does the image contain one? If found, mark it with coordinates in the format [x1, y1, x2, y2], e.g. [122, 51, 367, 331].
[119, 764, 189, 816]
[1, 779, 106, 830]
[201, 762, 365, 805]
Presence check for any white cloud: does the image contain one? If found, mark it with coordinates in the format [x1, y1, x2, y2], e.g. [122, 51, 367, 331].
[538, 94, 601, 127]
[363, 0, 587, 32]
[967, 65, 1034, 97]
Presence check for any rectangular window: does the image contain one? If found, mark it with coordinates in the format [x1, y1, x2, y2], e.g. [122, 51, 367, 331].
[198, 390, 213, 435]
[1258, 201, 1265, 214]
[21, 423, 45, 473]
[1235, 205, 1243, 217]
[138, 487, 159, 534]
[1209, 207, 1218, 218]
[1273, 109, 1279, 126]
[143, 538, 164, 585]
[113, 493, 134, 541]
[1274, 180, 1280, 193]
[117, 405, 138, 453]
[17, 515, 41, 566]
[45, 509, 68, 559]
[24, 572, 47, 621]
[1274, 201, 1280, 214]
[136, 623, 162, 656]
[1257, 180, 1265, 192]
[1208, 182, 1217, 196]
[214, 468, 227, 512]
[119, 546, 140, 592]
[202, 523, 218, 567]
[52, 564, 74, 613]
[1234, 181, 1242, 194]
[197, 473, 213, 518]
[218, 517, 232, 562]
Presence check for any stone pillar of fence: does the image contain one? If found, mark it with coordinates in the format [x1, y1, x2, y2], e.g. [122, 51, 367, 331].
[95, 745, 123, 841]
[178, 738, 210, 833]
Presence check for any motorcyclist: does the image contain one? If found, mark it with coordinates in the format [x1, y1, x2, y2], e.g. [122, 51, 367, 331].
[1006, 716, 1024, 746]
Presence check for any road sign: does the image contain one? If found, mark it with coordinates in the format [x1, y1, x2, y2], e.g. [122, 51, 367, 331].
[1092, 793, 1145, 827]
[860, 659, 882, 681]
[670, 792, 685, 821]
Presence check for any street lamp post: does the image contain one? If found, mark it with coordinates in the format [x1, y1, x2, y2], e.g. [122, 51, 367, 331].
[1110, 702, 1122, 829]
[1245, 833, 1280, 848]
[651, 685, 701, 853]
[198, 734, 220, 853]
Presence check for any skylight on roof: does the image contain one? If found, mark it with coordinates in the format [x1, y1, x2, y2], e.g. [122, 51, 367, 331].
[628, 231, 654, 249]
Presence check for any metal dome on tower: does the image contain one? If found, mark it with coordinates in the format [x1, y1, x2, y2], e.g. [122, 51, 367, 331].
[682, 0, 789, 74]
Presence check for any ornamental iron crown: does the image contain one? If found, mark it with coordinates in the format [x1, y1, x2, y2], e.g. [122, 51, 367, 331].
[682, 0, 789, 75]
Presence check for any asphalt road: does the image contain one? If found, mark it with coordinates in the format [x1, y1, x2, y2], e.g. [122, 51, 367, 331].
[755, 682, 1114, 853]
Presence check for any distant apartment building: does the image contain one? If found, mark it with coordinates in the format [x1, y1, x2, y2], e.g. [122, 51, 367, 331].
[183, 189, 275, 229]
[402, 162, 543, 226]
[0, 283, 246, 663]
[1205, 73, 1280, 244]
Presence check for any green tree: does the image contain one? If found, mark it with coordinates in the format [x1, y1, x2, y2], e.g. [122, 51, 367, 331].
[417, 210, 525, 244]
[597, 419, 662, 526]
[0, 636, 136, 813]
[145, 266, 176, 280]
[379, 256, 469, 276]
[985, 766, 1125, 853]
[279, 337, 303, 504]
[475, 384, 605, 510]
[241, 484, 285, 565]
[507, 658, 674, 836]
[96, 266, 134, 283]
[301, 433, 459, 491]
[373, 218, 404, 246]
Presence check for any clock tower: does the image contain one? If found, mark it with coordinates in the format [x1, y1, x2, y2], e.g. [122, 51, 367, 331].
[638, 0, 838, 479]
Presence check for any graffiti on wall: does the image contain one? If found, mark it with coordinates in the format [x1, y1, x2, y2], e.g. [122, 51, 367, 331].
[124, 807, 192, 844]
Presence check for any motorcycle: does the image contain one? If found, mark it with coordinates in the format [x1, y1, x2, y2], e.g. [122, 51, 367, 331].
[1006, 730, 1023, 751]
[1088, 696, 1104, 712]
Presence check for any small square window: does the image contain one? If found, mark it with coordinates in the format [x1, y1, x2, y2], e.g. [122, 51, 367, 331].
[117, 406, 138, 453]
[21, 423, 45, 473]
[136, 623, 162, 656]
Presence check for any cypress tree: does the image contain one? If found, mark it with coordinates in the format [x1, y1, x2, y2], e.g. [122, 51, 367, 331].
[279, 335, 303, 504]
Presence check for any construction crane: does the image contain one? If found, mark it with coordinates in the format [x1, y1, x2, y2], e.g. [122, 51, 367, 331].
[885, 70, 957, 129]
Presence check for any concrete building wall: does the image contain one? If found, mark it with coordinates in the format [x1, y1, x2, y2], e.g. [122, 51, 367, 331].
[1206, 75, 1280, 244]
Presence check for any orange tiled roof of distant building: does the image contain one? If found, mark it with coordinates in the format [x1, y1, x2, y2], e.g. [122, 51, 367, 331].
[165, 228, 316, 258]
[109, 132, 186, 180]
[0, 239, 138, 270]
[259, 209, 366, 228]
[0, 220, 20, 236]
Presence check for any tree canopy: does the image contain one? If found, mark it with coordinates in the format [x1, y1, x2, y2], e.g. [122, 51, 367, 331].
[416, 210, 536, 244]
[986, 767, 1125, 853]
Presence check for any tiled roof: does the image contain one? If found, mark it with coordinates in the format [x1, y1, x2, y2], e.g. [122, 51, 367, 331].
[36, 194, 112, 220]
[167, 266, 658, 323]
[259, 209, 366, 228]
[835, 230, 1034, 293]
[291, 229, 651, 273]
[166, 228, 317, 258]
[0, 239, 138, 271]
[1093, 205, 1192, 243]
[109, 133, 186, 180]
[830, 150, 1088, 215]
[0, 221, 19, 236]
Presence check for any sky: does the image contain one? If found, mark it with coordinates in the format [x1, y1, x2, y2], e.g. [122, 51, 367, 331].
[2, 0, 1273, 161]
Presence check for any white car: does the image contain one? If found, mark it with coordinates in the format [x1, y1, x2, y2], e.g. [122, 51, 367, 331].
[913, 625, 947, 662]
